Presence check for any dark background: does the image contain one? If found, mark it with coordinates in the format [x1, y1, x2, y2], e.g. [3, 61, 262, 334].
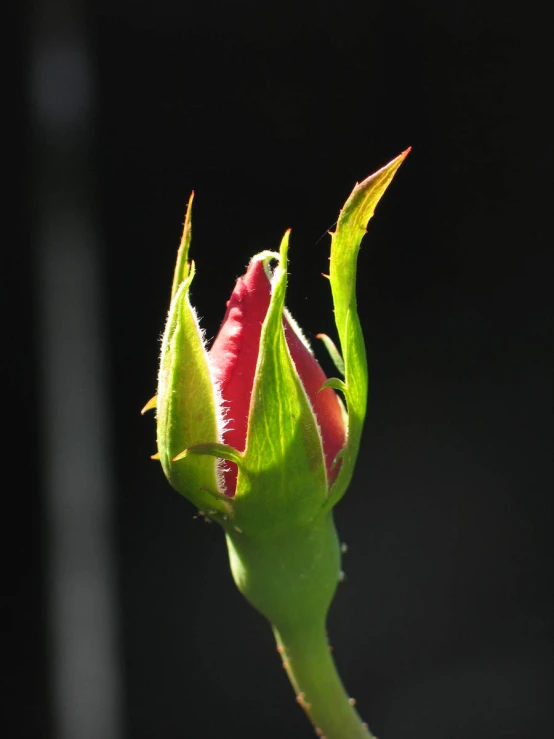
[13, 1, 551, 738]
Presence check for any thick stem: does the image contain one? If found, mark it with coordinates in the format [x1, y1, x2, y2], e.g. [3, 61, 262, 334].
[226, 512, 372, 736]
[274, 622, 374, 739]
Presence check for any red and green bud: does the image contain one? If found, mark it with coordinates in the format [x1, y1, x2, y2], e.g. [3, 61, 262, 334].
[144, 150, 409, 630]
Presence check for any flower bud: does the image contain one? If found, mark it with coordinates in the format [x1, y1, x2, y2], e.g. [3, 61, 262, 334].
[144, 150, 410, 631]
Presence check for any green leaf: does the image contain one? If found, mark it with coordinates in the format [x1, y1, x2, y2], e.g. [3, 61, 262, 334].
[157, 259, 229, 514]
[327, 149, 410, 508]
[233, 231, 328, 535]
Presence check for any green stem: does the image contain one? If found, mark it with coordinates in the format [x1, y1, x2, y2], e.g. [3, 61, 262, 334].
[226, 512, 373, 737]
[274, 621, 374, 739]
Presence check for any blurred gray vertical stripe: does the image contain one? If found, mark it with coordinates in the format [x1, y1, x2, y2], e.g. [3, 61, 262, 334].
[29, 4, 123, 738]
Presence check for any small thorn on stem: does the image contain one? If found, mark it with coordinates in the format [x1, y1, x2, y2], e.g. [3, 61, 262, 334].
[296, 692, 311, 711]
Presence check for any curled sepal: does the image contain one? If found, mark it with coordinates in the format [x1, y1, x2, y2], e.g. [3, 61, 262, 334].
[156, 253, 228, 515]
[174, 442, 244, 468]
[316, 334, 345, 376]
[232, 231, 328, 535]
[326, 149, 410, 510]
[319, 377, 348, 396]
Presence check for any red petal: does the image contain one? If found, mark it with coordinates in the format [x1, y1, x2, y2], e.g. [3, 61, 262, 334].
[284, 319, 346, 484]
[210, 259, 271, 495]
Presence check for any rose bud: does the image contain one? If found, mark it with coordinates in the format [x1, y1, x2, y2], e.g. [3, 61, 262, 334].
[144, 149, 410, 646]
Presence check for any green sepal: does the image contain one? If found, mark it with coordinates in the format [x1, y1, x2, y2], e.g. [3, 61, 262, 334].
[316, 334, 345, 376]
[170, 191, 194, 301]
[231, 231, 328, 536]
[326, 149, 410, 509]
[319, 377, 348, 396]
[174, 442, 244, 468]
[156, 202, 228, 515]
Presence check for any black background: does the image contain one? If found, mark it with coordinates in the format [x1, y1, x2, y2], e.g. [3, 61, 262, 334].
[13, 1, 551, 738]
